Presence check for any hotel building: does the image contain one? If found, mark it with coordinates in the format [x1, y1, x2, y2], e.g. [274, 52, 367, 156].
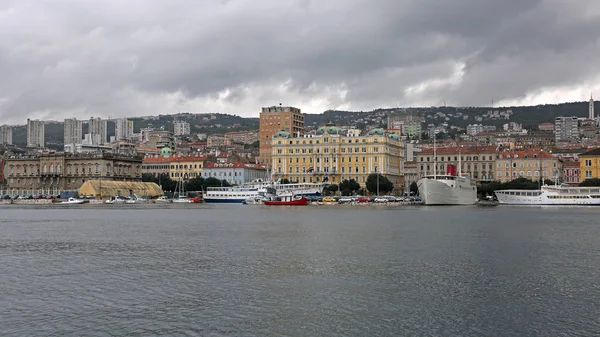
[270, 125, 404, 189]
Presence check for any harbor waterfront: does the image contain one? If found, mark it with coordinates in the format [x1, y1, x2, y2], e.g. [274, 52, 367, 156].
[2, 205, 600, 336]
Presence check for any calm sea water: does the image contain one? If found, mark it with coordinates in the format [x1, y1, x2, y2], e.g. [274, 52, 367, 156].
[1, 204, 600, 336]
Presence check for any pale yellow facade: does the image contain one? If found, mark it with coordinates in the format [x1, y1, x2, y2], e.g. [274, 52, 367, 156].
[168, 154, 207, 180]
[494, 150, 562, 182]
[270, 127, 404, 190]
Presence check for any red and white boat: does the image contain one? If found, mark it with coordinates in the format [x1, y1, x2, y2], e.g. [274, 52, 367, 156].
[263, 192, 308, 206]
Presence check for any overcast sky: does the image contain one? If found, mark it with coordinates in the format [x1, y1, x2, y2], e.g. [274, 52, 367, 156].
[1, 0, 599, 124]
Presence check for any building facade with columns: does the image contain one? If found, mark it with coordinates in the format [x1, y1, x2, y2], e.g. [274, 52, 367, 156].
[3, 152, 142, 191]
[270, 126, 404, 190]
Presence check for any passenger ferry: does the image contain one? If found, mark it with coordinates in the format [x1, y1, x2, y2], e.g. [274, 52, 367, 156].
[203, 181, 325, 203]
[494, 184, 600, 205]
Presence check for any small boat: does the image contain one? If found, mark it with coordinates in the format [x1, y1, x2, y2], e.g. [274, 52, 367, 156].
[154, 196, 172, 203]
[263, 192, 309, 206]
[172, 178, 193, 203]
[172, 195, 193, 203]
[476, 196, 499, 206]
[125, 194, 149, 204]
[105, 196, 127, 204]
[244, 197, 265, 205]
[60, 197, 86, 205]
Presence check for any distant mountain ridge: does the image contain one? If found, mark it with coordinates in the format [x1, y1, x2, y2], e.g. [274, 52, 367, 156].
[7, 101, 593, 148]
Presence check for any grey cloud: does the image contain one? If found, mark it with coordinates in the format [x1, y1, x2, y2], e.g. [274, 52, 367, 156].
[1, 0, 599, 123]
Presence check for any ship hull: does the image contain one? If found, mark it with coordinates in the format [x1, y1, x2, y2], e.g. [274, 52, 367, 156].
[417, 178, 477, 205]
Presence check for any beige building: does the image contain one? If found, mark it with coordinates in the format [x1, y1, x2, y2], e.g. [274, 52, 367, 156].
[417, 146, 497, 181]
[270, 126, 404, 190]
[4, 152, 142, 192]
[495, 149, 562, 182]
[259, 106, 304, 165]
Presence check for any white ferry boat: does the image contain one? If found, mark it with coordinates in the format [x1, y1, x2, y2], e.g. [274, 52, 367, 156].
[418, 174, 477, 205]
[204, 182, 324, 203]
[494, 184, 600, 205]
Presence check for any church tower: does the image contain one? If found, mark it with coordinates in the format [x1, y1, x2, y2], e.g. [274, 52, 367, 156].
[589, 93, 595, 120]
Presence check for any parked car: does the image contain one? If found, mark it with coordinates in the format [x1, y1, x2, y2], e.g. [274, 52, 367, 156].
[356, 196, 371, 203]
[322, 197, 336, 202]
[46, 195, 55, 200]
[338, 197, 353, 203]
[374, 197, 389, 203]
[2, 194, 11, 199]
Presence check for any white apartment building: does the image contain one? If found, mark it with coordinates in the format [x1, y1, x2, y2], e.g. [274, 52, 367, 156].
[174, 120, 191, 136]
[27, 119, 45, 148]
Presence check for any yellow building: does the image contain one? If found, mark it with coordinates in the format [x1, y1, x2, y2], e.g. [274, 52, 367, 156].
[579, 148, 600, 182]
[495, 149, 562, 182]
[168, 154, 207, 180]
[270, 126, 404, 190]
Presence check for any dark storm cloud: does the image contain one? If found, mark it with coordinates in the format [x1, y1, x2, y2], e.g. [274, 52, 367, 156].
[0, 0, 599, 123]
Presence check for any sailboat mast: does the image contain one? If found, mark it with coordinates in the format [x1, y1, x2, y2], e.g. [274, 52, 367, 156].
[458, 147, 462, 177]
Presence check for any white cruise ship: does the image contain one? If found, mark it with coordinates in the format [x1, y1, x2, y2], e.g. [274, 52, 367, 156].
[494, 184, 600, 205]
[417, 174, 477, 205]
[204, 182, 325, 203]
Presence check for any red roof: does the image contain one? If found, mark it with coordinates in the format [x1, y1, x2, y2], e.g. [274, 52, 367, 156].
[142, 154, 207, 164]
[497, 149, 555, 159]
[204, 162, 266, 170]
[563, 160, 580, 167]
[143, 156, 172, 163]
[170, 154, 207, 163]
[420, 146, 497, 155]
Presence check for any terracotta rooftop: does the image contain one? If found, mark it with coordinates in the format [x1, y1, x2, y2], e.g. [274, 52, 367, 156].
[419, 146, 497, 154]
[497, 150, 555, 159]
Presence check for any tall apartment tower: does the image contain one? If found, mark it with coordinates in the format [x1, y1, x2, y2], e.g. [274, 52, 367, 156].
[115, 118, 134, 141]
[64, 118, 83, 147]
[555, 116, 579, 142]
[87, 117, 107, 145]
[173, 120, 191, 136]
[26, 119, 45, 148]
[259, 105, 304, 165]
[0, 125, 13, 145]
[590, 94, 595, 120]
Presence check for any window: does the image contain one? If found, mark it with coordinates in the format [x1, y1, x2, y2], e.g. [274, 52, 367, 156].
[585, 159, 592, 167]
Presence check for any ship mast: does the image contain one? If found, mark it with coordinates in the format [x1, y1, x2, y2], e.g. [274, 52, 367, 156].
[433, 133, 437, 179]
[458, 146, 462, 177]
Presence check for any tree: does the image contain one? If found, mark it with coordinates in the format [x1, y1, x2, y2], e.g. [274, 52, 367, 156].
[366, 174, 394, 195]
[204, 177, 222, 188]
[324, 184, 339, 196]
[410, 181, 419, 195]
[186, 177, 205, 191]
[280, 178, 291, 184]
[338, 179, 360, 196]
[244, 140, 259, 149]
[221, 179, 232, 187]
[580, 178, 600, 186]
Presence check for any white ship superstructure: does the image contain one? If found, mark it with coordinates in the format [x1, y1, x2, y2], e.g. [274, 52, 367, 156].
[418, 175, 477, 205]
[495, 184, 600, 205]
[204, 181, 325, 203]
[416, 138, 477, 205]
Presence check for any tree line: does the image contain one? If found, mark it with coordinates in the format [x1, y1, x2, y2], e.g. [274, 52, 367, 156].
[142, 173, 231, 193]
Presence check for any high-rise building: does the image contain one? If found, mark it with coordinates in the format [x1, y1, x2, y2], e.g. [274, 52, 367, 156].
[590, 94, 595, 120]
[87, 117, 107, 145]
[554, 116, 579, 142]
[27, 119, 45, 148]
[173, 120, 191, 136]
[259, 105, 304, 165]
[64, 118, 83, 149]
[115, 118, 134, 141]
[0, 125, 13, 145]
